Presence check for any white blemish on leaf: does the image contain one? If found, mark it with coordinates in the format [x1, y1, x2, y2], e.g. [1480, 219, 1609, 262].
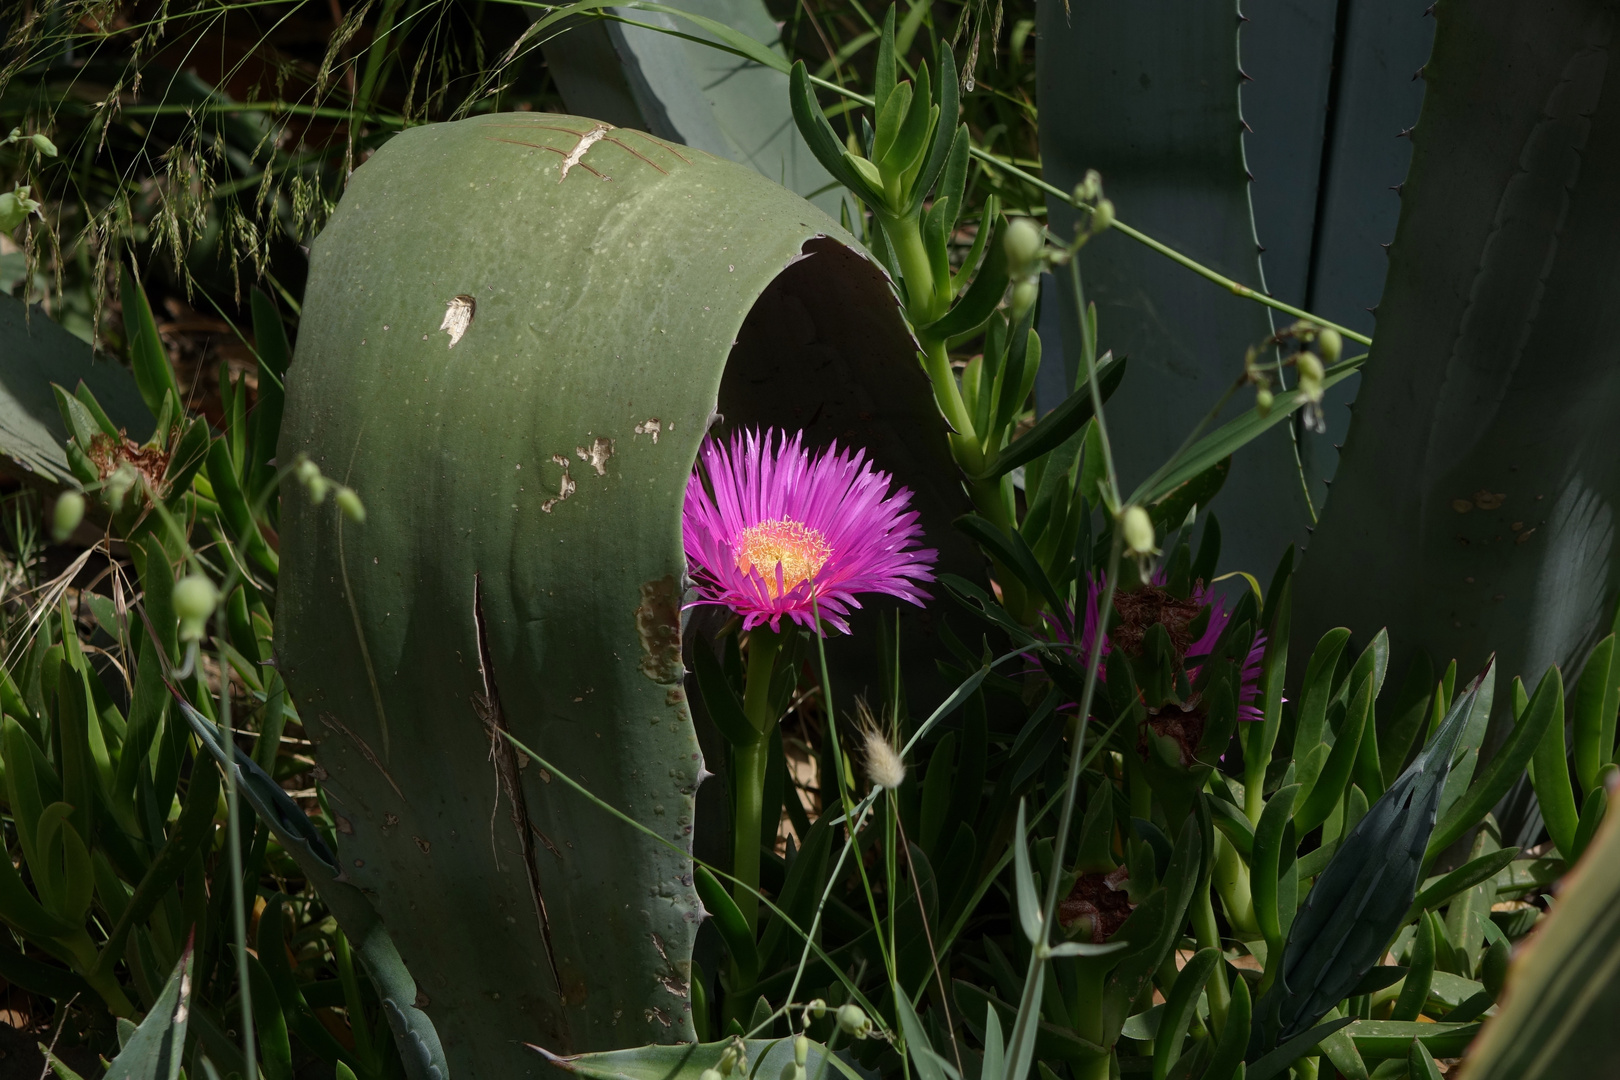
[540, 454, 576, 513]
[575, 437, 615, 475]
[634, 418, 662, 444]
[560, 123, 613, 181]
[441, 294, 476, 347]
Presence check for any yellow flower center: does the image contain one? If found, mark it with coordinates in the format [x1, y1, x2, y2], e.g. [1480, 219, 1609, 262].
[734, 518, 832, 598]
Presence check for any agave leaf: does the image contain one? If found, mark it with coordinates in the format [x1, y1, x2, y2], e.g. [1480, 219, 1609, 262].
[279, 114, 970, 1067]
[541, 0, 841, 216]
[0, 297, 151, 486]
[93, 934, 194, 1080]
[1243, 0, 1434, 509]
[1293, 0, 1620, 750]
[1461, 782, 1620, 1077]
[175, 697, 447, 1080]
[1038, 0, 1313, 579]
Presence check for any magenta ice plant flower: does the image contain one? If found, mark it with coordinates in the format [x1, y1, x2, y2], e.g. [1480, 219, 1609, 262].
[1050, 572, 1267, 722]
[682, 428, 937, 633]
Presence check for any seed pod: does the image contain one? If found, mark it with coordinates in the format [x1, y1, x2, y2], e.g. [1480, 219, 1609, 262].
[836, 1003, 872, 1038]
[1003, 218, 1044, 278]
[1010, 279, 1040, 316]
[51, 491, 85, 543]
[336, 487, 367, 524]
[1297, 351, 1325, 382]
[104, 464, 137, 513]
[1075, 169, 1103, 203]
[1255, 387, 1274, 416]
[174, 574, 220, 642]
[795, 1035, 810, 1068]
[1317, 327, 1343, 365]
[1090, 198, 1115, 234]
[297, 458, 331, 503]
[1122, 505, 1156, 555]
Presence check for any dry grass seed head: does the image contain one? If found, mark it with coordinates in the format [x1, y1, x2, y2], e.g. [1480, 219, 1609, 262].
[855, 698, 905, 792]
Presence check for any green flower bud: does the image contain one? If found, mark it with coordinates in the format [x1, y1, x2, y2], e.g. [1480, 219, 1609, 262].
[1009, 278, 1040, 316]
[1074, 169, 1102, 204]
[296, 459, 331, 504]
[718, 1042, 744, 1075]
[1255, 386, 1274, 415]
[1089, 198, 1115, 234]
[1296, 351, 1324, 383]
[29, 133, 57, 157]
[836, 1003, 872, 1038]
[795, 1035, 810, 1068]
[779, 1064, 804, 1080]
[1121, 506, 1156, 556]
[51, 491, 85, 543]
[104, 464, 137, 513]
[1003, 218, 1044, 278]
[1316, 327, 1342, 365]
[173, 574, 220, 643]
[701, 1070, 723, 1080]
[808, 999, 827, 1020]
[336, 487, 367, 524]
[0, 185, 41, 235]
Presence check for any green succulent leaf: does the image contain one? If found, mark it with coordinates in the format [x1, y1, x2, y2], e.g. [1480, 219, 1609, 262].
[527, 1037, 863, 1080]
[1245, 1017, 1353, 1080]
[1153, 947, 1218, 1080]
[1426, 661, 1558, 862]
[117, 265, 181, 431]
[1406, 846, 1519, 922]
[976, 356, 1127, 481]
[1256, 664, 1486, 1050]
[96, 934, 195, 1080]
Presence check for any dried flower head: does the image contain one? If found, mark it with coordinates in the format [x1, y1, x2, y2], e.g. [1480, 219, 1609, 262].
[682, 429, 936, 633]
[855, 699, 906, 791]
[1048, 572, 1268, 722]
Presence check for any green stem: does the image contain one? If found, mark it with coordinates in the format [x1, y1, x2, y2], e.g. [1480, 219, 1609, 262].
[920, 336, 973, 438]
[1192, 889, 1230, 1032]
[731, 739, 770, 940]
[732, 628, 784, 934]
[219, 613, 258, 1080]
[879, 212, 941, 326]
[964, 147, 1373, 348]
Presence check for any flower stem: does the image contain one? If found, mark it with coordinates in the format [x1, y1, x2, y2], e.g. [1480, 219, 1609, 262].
[733, 627, 785, 934]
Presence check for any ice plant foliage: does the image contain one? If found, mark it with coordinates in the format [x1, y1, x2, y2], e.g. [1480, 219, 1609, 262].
[682, 428, 937, 632]
[1057, 573, 1267, 721]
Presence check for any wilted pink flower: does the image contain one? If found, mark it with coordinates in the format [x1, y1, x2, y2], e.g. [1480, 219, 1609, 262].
[682, 429, 936, 633]
[1051, 572, 1267, 721]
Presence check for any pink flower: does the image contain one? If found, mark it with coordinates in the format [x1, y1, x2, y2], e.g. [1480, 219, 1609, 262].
[1051, 573, 1267, 721]
[682, 429, 937, 633]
